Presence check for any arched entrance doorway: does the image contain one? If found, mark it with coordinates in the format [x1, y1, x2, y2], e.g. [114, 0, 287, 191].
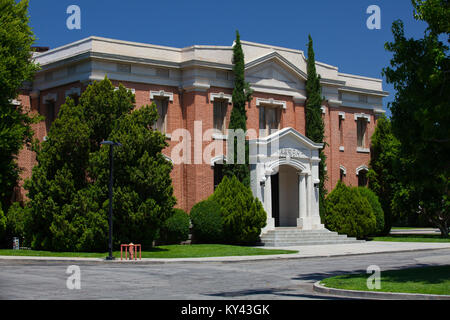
[271, 165, 299, 227]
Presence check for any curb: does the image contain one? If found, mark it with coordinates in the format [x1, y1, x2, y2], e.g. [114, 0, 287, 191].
[313, 281, 450, 300]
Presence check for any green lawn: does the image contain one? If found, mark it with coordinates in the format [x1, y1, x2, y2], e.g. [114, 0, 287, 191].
[0, 244, 297, 259]
[371, 234, 450, 243]
[320, 265, 450, 295]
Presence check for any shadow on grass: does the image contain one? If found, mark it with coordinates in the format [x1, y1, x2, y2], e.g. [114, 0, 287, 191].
[323, 265, 450, 286]
[368, 234, 450, 241]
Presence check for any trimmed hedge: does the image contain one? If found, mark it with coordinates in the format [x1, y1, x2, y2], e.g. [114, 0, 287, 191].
[324, 181, 376, 239]
[159, 208, 190, 244]
[209, 175, 266, 244]
[190, 200, 224, 243]
[356, 187, 385, 235]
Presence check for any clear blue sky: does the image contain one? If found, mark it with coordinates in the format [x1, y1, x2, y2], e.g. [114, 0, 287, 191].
[28, 0, 429, 116]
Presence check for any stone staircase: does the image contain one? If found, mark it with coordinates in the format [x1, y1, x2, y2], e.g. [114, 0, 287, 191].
[260, 228, 363, 247]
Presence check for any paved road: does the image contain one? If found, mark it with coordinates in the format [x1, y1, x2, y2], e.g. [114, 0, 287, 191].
[0, 249, 449, 300]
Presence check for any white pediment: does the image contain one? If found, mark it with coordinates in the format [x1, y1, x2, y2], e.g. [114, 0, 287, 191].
[250, 127, 324, 165]
[245, 52, 306, 92]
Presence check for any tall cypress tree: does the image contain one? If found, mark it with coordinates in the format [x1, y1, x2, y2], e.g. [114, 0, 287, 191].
[223, 31, 253, 187]
[305, 35, 327, 216]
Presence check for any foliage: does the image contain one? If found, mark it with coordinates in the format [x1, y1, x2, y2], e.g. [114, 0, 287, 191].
[159, 209, 190, 244]
[209, 175, 266, 244]
[382, 0, 450, 237]
[367, 116, 400, 234]
[223, 30, 253, 187]
[190, 199, 224, 243]
[324, 181, 377, 239]
[0, 205, 6, 242]
[355, 187, 385, 235]
[305, 35, 327, 217]
[0, 0, 40, 210]
[5, 201, 31, 245]
[24, 77, 176, 251]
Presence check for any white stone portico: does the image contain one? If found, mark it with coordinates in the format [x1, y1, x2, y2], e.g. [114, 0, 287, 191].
[250, 127, 325, 234]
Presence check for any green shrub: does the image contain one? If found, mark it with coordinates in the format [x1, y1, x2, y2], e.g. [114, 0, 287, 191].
[324, 181, 376, 239]
[209, 175, 266, 244]
[356, 187, 385, 235]
[159, 209, 190, 244]
[0, 205, 6, 244]
[190, 200, 224, 243]
[6, 202, 31, 245]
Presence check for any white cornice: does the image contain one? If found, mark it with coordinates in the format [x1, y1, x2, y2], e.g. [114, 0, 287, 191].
[65, 87, 81, 97]
[43, 93, 57, 102]
[354, 113, 371, 123]
[255, 97, 287, 109]
[150, 90, 174, 101]
[210, 92, 232, 104]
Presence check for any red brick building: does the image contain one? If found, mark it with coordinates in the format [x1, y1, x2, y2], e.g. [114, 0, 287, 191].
[15, 37, 387, 232]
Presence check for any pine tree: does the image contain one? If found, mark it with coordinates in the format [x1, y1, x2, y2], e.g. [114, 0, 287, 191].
[223, 31, 253, 187]
[305, 35, 327, 216]
[0, 0, 40, 210]
[24, 77, 176, 251]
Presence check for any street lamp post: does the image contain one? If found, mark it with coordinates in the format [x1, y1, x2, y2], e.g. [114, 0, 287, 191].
[100, 140, 122, 261]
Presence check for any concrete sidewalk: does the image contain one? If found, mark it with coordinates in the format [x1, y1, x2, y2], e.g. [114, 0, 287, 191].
[0, 241, 449, 264]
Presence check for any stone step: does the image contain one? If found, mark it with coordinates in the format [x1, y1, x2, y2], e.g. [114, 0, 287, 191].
[259, 228, 363, 246]
[261, 240, 362, 247]
[261, 236, 352, 241]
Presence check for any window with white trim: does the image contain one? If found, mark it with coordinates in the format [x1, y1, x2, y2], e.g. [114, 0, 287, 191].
[358, 169, 368, 187]
[153, 98, 169, 134]
[356, 118, 368, 148]
[213, 99, 228, 134]
[259, 106, 281, 137]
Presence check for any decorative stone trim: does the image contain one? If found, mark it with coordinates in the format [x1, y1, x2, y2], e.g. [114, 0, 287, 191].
[43, 93, 57, 102]
[255, 97, 286, 109]
[328, 99, 343, 107]
[356, 147, 370, 153]
[339, 165, 347, 175]
[163, 154, 174, 164]
[210, 92, 232, 104]
[293, 95, 306, 104]
[10, 99, 21, 106]
[338, 112, 346, 119]
[150, 90, 174, 102]
[339, 146, 345, 152]
[354, 112, 371, 122]
[65, 87, 81, 97]
[356, 165, 369, 175]
[212, 133, 228, 140]
[321, 106, 326, 114]
[115, 87, 135, 94]
[210, 155, 227, 166]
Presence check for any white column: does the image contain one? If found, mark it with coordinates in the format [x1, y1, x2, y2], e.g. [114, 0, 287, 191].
[262, 175, 275, 232]
[306, 174, 313, 217]
[297, 173, 308, 229]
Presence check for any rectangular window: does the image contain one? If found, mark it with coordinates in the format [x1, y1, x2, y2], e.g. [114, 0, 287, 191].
[214, 164, 224, 190]
[259, 106, 280, 137]
[46, 100, 55, 123]
[339, 116, 344, 146]
[357, 118, 367, 148]
[117, 63, 131, 73]
[154, 98, 168, 134]
[213, 100, 228, 134]
[359, 94, 368, 103]
[156, 68, 169, 78]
